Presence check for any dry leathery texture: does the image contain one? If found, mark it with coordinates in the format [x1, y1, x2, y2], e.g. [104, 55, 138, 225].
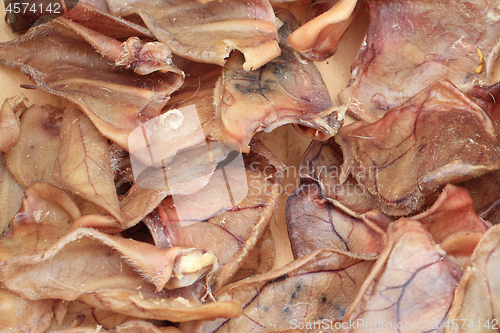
[0, 286, 54, 333]
[52, 105, 122, 222]
[215, 141, 284, 288]
[0, 19, 183, 150]
[180, 248, 376, 333]
[0, 153, 24, 235]
[0, 182, 81, 261]
[461, 171, 500, 224]
[0, 228, 242, 322]
[48, 301, 130, 331]
[105, 0, 280, 71]
[153, 142, 283, 288]
[335, 79, 500, 216]
[471, 81, 500, 138]
[209, 9, 341, 152]
[344, 219, 462, 332]
[446, 224, 500, 333]
[4, 103, 63, 188]
[411, 184, 490, 244]
[115, 141, 232, 230]
[0, 94, 28, 152]
[300, 138, 390, 218]
[62, 2, 154, 39]
[286, 182, 386, 258]
[51, 320, 183, 333]
[338, 0, 500, 123]
[151, 164, 278, 282]
[56, 17, 182, 77]
[287, 0, 359, 61]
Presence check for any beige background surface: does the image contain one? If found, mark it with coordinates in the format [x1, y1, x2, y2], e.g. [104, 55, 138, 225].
[0, 3, 369, 268]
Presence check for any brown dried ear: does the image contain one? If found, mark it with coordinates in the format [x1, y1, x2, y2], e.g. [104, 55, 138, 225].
[447, 224, 500, 332]
[411, 184, 490, 244]
[0, 228, 241, 322]
[336, 79, 500, 216]
[0, 287, 54, 333]
[52, 106, 121, 222]
[106, 0, 280, 70]
[181, 248, 376, 332]
[344, 219, 462, 331]
[148, 141, 283, 288]
[4, 103, 63, 188]
[286, 182, 386, 258]
[0, 182, 80, 261]
[339, 0, 500, 122]
[0, 94, 27, 152]
[0, 18, 183, 150]
[206, 9, 341, 152]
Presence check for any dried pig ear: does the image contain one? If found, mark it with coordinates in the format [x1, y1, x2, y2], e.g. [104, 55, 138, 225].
[0, 182, 80, 260]
[0, 228, 241, 322]
[336, 79, 500, 216]
[0, 286, 54, 333]
[180, 248, 376, 332]
[148, 141, 284, 288]
[52, 105, 121, 222]
[0, 94, 28, 152]
[344, 219, 462, 332]
[299, 138, 391, 219]
[287, 0, 359, 61]
[286, 182, 386, 258]
[62, 2, 154, 39]
[410, 184, 490, 244]
[208, 9, 342, 152]
[339, 0, 500, 122]
[446, 224, 500, 332]
[106, 0, 280, 71]
[49, 300, 132, 331]
[4, 103, 63, 188]
[0, 19, 183, 150]
[0, 153, 24, 234]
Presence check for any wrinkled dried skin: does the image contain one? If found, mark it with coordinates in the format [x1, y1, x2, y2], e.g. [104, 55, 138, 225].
[0, 228, 241, 322]
[286, 182, 385, 258]
[472, 81, 500, 138]
[106, 0, 280, 70]
[63, 2, 154, 39]
[336, 80, 500, 216]
[51, 320, 183, 333]
[0, 94, 27, 152]
[0, 286, 54, 333]
[446, 224, 500, 333]
[181, 249, 376, 332]
[114, 141, 233, 230]
[0, 153, 24, 235]
[300, 138, 388, 217]
[49, 301, 132, 330]
[461, 170, 500, 224]
[208, 9, 340, 152]
[151, 143, 283, 287]
[345, 219, 462, 332]
[468, 82, 500, 223]
[411, 184, 490, 244]
[0, 19, 183, 150]
[0, 182, 80, 261]
[4, 103, 63, 188]
[339, 0, 500, 122]
[287, 0, 358, 61]
[52, 106, 121, 221]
